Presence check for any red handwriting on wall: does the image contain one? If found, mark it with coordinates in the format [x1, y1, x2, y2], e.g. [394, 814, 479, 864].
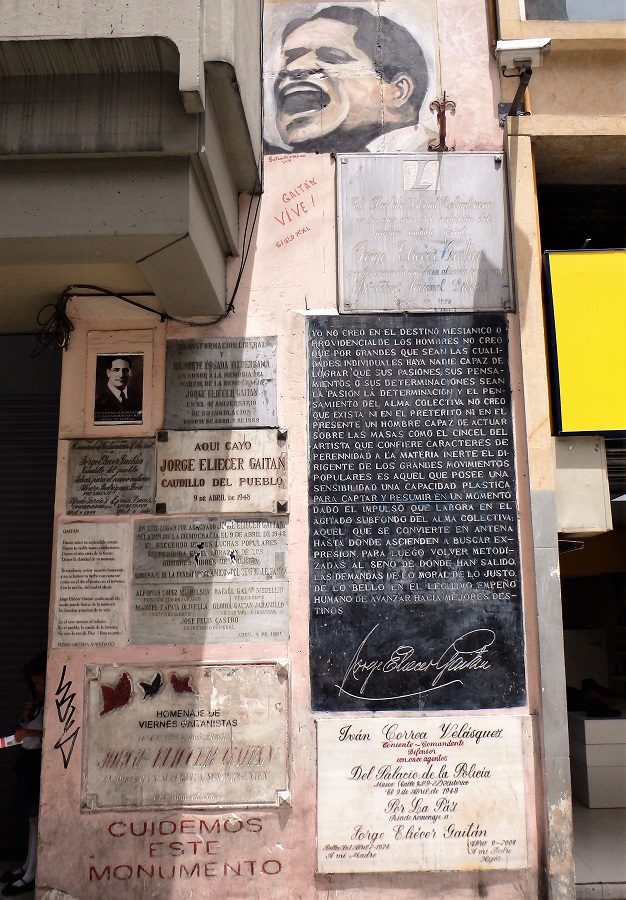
[273, 178, 317, 249]
[89, 859, 282, 881]
[276, 227, 311, 249]
[91, 817, 282, 882]
[267, 154, 306, 164]
[274, 181, 316, 224]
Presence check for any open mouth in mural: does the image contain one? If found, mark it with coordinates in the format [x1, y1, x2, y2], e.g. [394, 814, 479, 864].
[276, 82, 330, 116]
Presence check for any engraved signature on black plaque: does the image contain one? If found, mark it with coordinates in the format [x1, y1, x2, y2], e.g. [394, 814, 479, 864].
[337, 625, 495, 701]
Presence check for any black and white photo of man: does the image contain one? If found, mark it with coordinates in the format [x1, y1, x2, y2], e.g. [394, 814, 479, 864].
[94, 354, 143, 425]
[264, 2, 438, 154]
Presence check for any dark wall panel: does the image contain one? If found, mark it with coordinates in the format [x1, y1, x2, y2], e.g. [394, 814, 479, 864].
[0, 337, 60, 857]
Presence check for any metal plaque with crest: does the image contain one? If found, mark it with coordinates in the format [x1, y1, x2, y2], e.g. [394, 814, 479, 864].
[337, 153, 512, 313]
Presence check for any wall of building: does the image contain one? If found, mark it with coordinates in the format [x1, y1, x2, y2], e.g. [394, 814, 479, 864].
[27, 0, 605, 897]
[496, 2, 625, 896]
[38, 164, 541, 899]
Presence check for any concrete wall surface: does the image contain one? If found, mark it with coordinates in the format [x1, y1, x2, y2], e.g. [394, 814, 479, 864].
[35, 151, 545, 900]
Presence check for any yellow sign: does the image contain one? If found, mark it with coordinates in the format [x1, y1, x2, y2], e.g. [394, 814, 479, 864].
[546, 249, 626, 434]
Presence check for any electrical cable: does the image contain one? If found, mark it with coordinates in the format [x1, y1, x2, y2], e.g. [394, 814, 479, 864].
[33, 7, 264, 359]
[204, 186, 262, 326]
[32, 185, 262, 356]
[32, 290, 75, 357]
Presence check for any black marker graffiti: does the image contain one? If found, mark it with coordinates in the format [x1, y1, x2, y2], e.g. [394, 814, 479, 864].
[54, 666, 80, 769]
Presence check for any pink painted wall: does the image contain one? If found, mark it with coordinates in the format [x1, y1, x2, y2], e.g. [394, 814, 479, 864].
[36, 5, 541, 898]
[437, 0, 503, 150]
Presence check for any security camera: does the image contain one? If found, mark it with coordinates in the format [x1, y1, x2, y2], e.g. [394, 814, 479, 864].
[495, 38, 551, 71]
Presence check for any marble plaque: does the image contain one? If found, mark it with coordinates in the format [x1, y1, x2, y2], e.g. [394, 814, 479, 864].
[66, 439, 156, 515]
[83, 662, 289, 809]
[164, 337, 277, 429]
[132, 517, 288, 643]
[308, 315, 524, 712]
[52, 520, 130, 648]
[156, 429, 288, 515]
[337, 153, 512, 313]
[317, 716, 528, 873]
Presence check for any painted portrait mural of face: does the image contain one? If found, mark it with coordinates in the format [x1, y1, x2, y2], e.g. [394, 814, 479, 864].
[265, 2, 438, 155]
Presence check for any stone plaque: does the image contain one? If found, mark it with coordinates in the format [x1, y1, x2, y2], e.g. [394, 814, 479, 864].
[165, 337, 277, 429]
[66, 439, 156, 515]
[156, 429, 288, 515]
[308, 315, 525, 711]
[132, 517, 288, 644]
[82, 662, 289, 809]
[317, 716, 528, 873]
[337, 153, 511, 313]
[52, 520, 129, 648]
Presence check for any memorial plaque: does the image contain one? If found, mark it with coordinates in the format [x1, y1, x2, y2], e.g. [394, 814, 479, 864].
[52, 520, 129, 648]
[308, 315, 525, 711]
[317, 715, 528, 873]
[156, 429, 288, 515]
[82, 662, 289, 809]
[165, 337, 277, 429]
[337, 153, 511, 313]
[66, 439, 156, 515]
[132, 517, 288, 644]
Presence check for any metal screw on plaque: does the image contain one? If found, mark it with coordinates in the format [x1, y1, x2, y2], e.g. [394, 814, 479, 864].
[157, 431, 169, 442]
[277, 501, 288, 514]
[275, 662, 289, 680]
[156, 503, 167, 515]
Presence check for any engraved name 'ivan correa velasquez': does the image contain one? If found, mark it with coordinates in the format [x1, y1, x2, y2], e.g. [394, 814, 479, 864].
[337, 625, 494, 701]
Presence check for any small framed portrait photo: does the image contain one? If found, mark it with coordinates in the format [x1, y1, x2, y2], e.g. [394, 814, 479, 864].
[93, 353, 144, 425]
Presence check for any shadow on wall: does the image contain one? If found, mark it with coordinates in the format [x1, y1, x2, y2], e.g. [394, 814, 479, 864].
[0, 336, 61, 858]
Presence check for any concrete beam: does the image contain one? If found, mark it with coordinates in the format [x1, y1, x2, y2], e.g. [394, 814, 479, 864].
[0, 157, 227, 320]
[0, 3, 205, 109]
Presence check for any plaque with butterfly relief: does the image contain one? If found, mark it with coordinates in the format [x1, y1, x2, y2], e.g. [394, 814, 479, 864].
[82, 662, 289, 810]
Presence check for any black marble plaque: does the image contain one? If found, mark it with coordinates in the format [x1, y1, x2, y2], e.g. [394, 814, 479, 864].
[308, 314, 525, 711]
